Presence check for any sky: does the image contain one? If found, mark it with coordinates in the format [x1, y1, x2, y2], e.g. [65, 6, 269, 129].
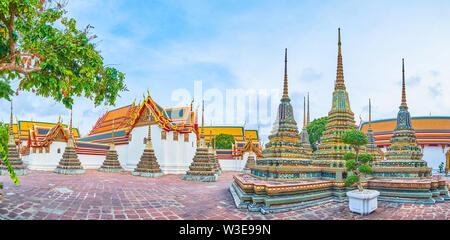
[1, 0, 450, 140]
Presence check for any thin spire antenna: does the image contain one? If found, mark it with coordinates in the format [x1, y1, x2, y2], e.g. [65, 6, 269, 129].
[282, 48, 289, 99]
[401, 58, 408, 109]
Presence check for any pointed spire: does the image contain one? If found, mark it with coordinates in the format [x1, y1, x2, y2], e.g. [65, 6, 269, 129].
[335, 28, 345, 90]
[282, 48, 289, 100]
[303, 96, 306, 128]
[369, 98, 372, 128]
[67, 108, 74, 147]
[307, 92, 310, 126]
[400, 58, 408, 109]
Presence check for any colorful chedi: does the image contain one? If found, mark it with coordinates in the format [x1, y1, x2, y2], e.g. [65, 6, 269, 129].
[54, 110, 85, 175]
[300, 95, 313, 157]
[132, 114, 163, 177]
[368, 59, 448, 203]
[0, 100, 28, 176]
[254, 48, 311, 169]
[183, 101, 218, 182]
[365, 99, 384, 162]
[98, 121, 123, 172]
[313, 28, 357, 170]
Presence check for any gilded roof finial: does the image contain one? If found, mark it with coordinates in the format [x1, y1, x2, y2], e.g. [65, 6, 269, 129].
[282, 48, 289, 99]
[401, 58, 408, 109]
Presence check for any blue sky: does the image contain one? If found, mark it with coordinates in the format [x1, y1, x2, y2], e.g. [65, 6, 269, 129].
[1, 0, 450, 140]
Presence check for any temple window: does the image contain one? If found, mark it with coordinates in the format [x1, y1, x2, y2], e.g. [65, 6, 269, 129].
[45, 147, 50, 153]
[173, 132, 178, 141]
[39, 148, 43, 154]
[184, 133, 189, 142]
[161, 131, 167, 140]
[57, 148, 61, 154]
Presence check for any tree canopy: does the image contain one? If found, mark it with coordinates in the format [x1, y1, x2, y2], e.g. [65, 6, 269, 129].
[213, 134, 235, 150]
[0, 0, 126, 108]
[306, 116, 328, 151]
[0, 123, 19, 185]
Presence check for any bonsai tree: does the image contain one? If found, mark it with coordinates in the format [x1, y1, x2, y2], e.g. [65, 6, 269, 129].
[341, 129, 374, 192]
[439, 162, 444, 174]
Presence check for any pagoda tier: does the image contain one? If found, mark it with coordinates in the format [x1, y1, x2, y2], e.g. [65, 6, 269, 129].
[313, 28, 357, 166]
[365, 99, 383, 162]
[299, 96, 313, 158]
[132, 148, 163, 177]
[1, 100, 28, 176]
[243, 155, 256, 173]
[132, 123, 163, 178]
[99, 148, 123, 173]
[183, 144, 218, 182]
[54, 144, 85, 175]
[0, 142, 28, 176]
[211, 149, 222, 175]
[374, 59, 432, 178]
[256, 49, 311, 166]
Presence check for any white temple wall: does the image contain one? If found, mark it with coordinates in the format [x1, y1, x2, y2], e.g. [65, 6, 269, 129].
[78, 154, 103, 169]
[124, 125, 155, 171]
[422, 146, 447, 172]
[24, 142, 66, 170]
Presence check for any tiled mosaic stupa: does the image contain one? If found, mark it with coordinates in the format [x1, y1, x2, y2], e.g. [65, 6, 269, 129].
[99, 121, 124, 172]
[368, 59, 449, 203]
[0, 100, 28, 176]
[365, 99, 384, 162]
[54, 110, 85, 175]
[183, 101, 218, 182]
[132, 115, 163, 177]
[300, 95, 313, 157]
[313, 28, 357, 172]
[212, 137, 222, 175]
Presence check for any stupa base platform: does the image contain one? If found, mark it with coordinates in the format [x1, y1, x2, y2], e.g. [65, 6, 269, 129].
[231, 173, 450, 213]
[54, 168, 85, 175]
[366, 176, 450, 204]
[183, 174, 218, 182]
[230, 173, 349, 214]
[132, 171, 164, 178]
[99, 167, 123, 173]
[0, 168, 28, 176]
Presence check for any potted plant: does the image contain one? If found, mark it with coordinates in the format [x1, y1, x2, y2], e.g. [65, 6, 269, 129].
[341, 129, 379, 215]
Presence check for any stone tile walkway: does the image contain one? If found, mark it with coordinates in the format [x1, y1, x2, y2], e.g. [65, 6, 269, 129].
[0, 170, 449, 220]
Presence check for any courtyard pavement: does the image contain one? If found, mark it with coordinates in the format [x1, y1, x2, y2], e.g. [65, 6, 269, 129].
[0, 170, 449, 220]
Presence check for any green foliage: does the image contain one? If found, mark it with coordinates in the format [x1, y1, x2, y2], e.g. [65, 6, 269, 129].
[345, 175, 359, 187]
[343, 152, 356, 161]
[359, 153, 374, 164]
[215, 134, 235, 149]
[341, 129, 368, 148]
[306, 116, 328, 151]
[0, 123, 19, 185]
[358, 164, 373, 174]
[0, 0, 126, 108]
[345, 159, 356, 172]
[439, 162, 444, 173]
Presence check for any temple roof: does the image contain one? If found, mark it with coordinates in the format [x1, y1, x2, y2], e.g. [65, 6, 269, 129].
[360, 116, 450, 146]
[6, 121, 80, 144]
[199, 126, 259, 142]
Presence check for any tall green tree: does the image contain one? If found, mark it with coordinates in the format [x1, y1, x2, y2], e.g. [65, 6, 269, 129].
[0, 0, 126, 107]
[306, 116, 328, 151]
[213, 134, 235, 149]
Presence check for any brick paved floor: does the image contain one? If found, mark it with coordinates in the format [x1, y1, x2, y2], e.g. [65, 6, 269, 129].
[0, 170, 449, 220]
